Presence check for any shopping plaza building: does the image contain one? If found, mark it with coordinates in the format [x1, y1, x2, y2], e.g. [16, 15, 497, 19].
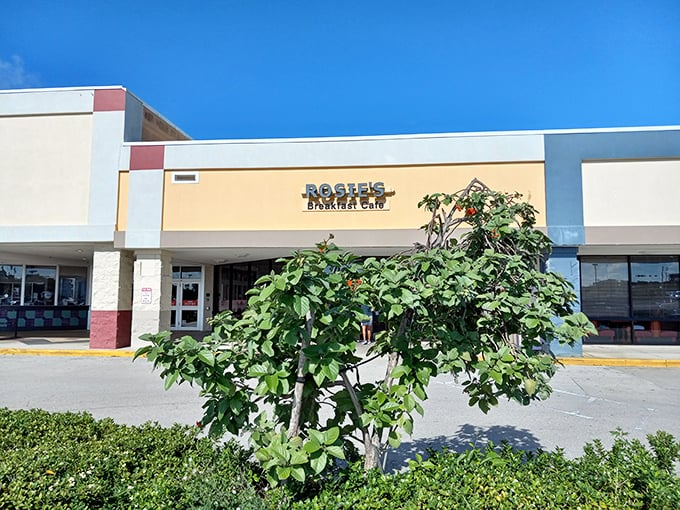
[1, 86, 680, 355]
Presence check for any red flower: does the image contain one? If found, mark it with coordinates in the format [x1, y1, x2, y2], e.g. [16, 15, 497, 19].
[357, 279, 362, 285]
[196, 421, 203, 429]
[455, 203, 463, 211]
[347, 279, 353, 287]
[465, 207, 477, 216]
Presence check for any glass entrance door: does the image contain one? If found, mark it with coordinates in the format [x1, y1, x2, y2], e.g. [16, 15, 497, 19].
[171, 266, 202, 330]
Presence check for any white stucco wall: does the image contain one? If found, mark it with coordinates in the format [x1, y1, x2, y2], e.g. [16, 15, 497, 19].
[0, 114, 93, 226]
[582, 160, 680, 226]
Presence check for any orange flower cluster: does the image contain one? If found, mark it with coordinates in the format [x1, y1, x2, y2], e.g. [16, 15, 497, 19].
[347, 278, 362, 290]
[465, 207, 477, 216]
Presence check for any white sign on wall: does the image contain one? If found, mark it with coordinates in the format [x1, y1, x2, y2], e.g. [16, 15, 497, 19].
[141, 287, 152, 304]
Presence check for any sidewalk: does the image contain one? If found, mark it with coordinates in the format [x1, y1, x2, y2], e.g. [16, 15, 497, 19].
[1, 330, 680, 366]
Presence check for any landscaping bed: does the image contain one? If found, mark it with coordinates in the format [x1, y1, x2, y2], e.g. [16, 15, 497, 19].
[1, 408, 678, 509]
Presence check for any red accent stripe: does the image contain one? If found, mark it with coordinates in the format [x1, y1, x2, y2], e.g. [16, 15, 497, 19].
[129, 145, 165, 170]
[93, 89, 126, 112]
[90, 310, 132, 349]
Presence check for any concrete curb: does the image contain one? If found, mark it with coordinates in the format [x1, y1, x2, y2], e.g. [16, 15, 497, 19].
[557, 357, 680, 368]
[0, 348, 137, 358]
[0, 347, 679, 367]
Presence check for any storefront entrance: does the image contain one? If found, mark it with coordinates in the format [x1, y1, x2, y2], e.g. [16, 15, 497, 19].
[171, 266, 202, 330]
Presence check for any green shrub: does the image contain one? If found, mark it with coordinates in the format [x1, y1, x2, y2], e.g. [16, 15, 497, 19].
[0, 408, 265, 509]
[293, 432, 680, 509]
[1, 408, 678, 509]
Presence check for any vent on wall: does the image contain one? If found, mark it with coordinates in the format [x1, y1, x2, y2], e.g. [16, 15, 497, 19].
[172, 172, 199, 184]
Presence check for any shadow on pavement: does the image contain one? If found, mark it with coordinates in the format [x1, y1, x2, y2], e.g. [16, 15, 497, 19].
[384, 424, 544, 472]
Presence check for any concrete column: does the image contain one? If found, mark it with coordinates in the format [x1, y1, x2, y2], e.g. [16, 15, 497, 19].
[202, 264, 214, 330]
[90, 250, 133, 349]
[546, 247, 583, 357]
[131, 250, 172, 348]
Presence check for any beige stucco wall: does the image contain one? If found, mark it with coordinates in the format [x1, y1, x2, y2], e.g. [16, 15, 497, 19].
[117, 172, 129, 230]
[582, 160, 680, 226]
[161, 162, 546, 231]
[0, 114, 93, 225]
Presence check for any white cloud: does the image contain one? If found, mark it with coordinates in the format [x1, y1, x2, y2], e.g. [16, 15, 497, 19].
[0, 55, 40, 89]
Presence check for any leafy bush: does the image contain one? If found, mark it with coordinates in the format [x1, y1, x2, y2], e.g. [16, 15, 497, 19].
[293, 431, 680, 509]
[0, 408, 265, 509]
[1, 408, 678, 509]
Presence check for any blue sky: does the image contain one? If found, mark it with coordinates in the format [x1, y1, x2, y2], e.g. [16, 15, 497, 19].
[1, 1, 679, 140]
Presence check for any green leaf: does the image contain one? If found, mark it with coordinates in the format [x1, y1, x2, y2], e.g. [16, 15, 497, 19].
[259, 283, 276, 300]
[265, 374, 279, 392]
[197, 350, 215, 367]
[525, 317, 540, 329]
[390, 365, 409, 379]
[326, 445, 345, 459]
[274, 276, 286, 290]
[293, 295, 310, 317]
[276, 466, 291, 480]
[164, 371, 179, 390]
[261, 341, 275, 357]
[290, 451, 308, 466]
[389, 303, 404, 318]
[321, 361, 340, 382]
[388, 430, 401, 448]
[308, 429, 325, 445]
[403, 393, 416, 412]
[290, 467, 306, 482]
[310, 452, 328, 474]
[303, 437, 321, 454]
[324, 427, 340, 445]
[524, 378, 537, 396]
[312, 372, 326, 386]
[412, 384, 427, 401]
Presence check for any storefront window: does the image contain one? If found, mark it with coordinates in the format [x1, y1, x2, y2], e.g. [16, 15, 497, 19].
[216, 260, 276, 315]
[630, 256, 680, 318]
[580, 257, 629, 317]
[172, 266, 202, 279]
[23, 266, 56, 305]
[0, 265, 23, 305]
[58, 266, 88, 305]
[581, 255, 680, 344]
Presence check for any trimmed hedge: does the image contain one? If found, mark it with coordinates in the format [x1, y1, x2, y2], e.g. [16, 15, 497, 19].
[296, 432, 680, 509]
[0, 408, 264, 509]
[1, 408, 678, 509]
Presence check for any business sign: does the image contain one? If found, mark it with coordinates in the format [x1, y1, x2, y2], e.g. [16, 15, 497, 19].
[303, 181, 391, 211]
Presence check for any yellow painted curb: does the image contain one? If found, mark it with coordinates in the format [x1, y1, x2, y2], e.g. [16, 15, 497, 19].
[0, 348, 137, 358]
[558, 357, 680, 368]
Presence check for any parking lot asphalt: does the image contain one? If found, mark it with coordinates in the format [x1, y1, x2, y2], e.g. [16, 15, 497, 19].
[1, 347, 678, 472]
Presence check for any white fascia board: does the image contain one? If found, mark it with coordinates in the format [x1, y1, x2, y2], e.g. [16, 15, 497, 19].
[162, 132, 545, 169]
[0, 88, 98, 116]
[0, 225, 115, 243]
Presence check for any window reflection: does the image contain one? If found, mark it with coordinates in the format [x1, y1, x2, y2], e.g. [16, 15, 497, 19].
[630, 256, 680, 318]
[58, 266, 87, 306]
[24, 266, 56, 305]
[581, 255, 680, 345]
[0, 265, 22, 305]
[580, 257, 629, 317]
[216, 260, 276, 316]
